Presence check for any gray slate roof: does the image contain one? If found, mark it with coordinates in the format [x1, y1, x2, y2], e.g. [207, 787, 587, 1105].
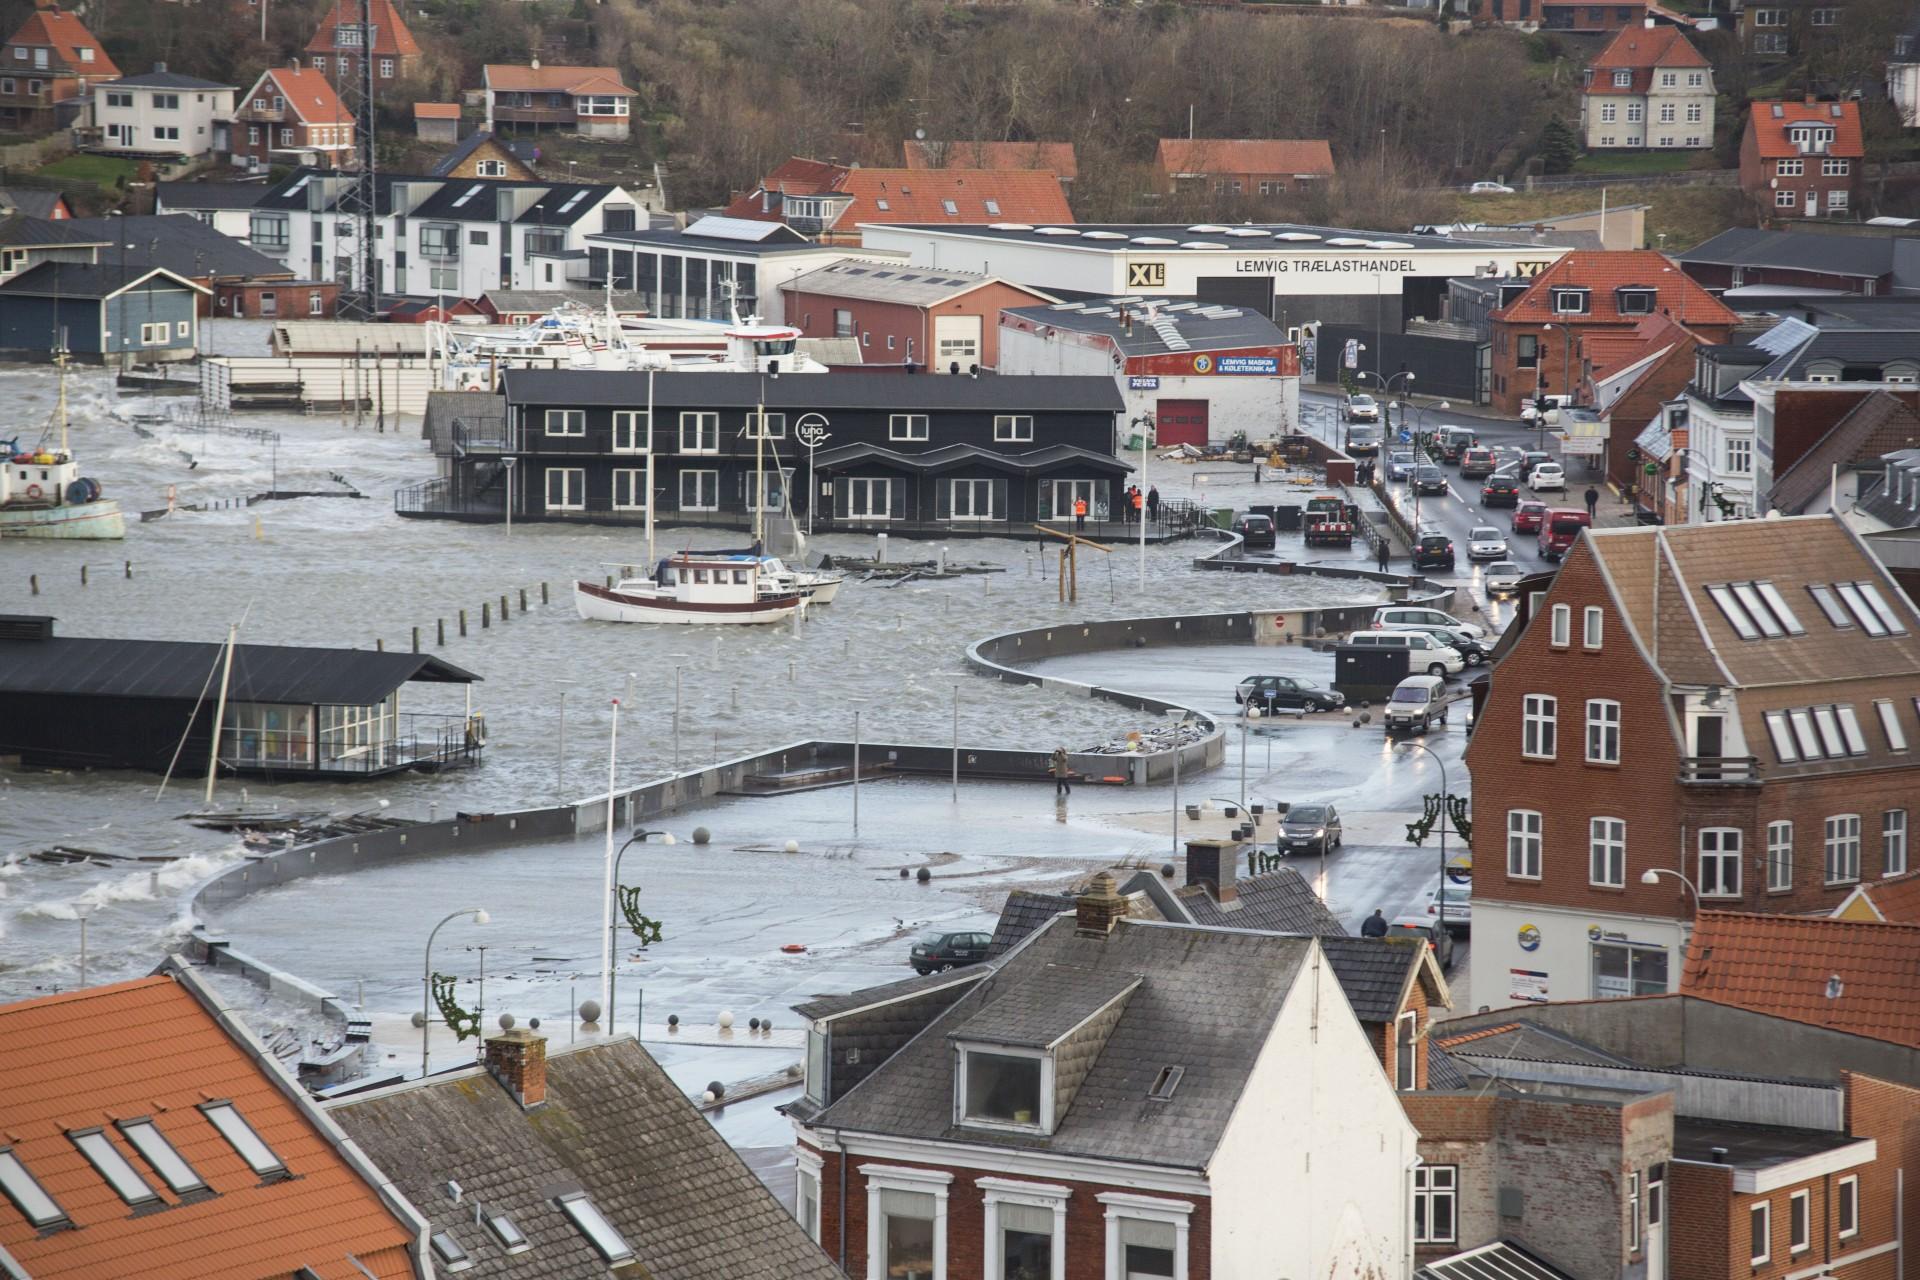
[811, 917, 1312, 1170]
[1681, 228, 1900, 279]
[1319, 936, 1426, 1023]
[986, 890, 1074, 958]
[330, 1037, 840, 1280]
[501, 369, 1125, 412]
[109, 68, 234, 90]
[62, 214, 286, 281]
[0, 262, 202, 299]
[430, 131, 538, 178]
[1005, 296, 1287, 357]
[794, 967, 989, 1021]
[157, 181, 272, 212]
[0, 633, 476, 702]
[785, 260, 1036, 308]
[0, 213, 104, 247]
[0, 189, 68, 220]
[1173, 866, 1347, 935]
[952, 966, 1140, 1049]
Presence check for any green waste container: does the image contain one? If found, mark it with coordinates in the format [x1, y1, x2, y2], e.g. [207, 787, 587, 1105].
[1211, 507, 1235, 530]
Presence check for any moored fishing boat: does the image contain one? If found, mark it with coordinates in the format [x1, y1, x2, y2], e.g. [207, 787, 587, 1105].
[574, 554, 804, 625]
[0, 347, 125, 540]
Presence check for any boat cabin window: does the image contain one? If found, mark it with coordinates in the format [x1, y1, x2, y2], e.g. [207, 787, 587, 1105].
[693, 569, 710, 584]
[753, 338, 796, 358]
[733, 569, 750, 584]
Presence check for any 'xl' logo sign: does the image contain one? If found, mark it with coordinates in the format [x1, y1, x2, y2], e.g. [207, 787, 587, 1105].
[1127, 262, 1167, 289]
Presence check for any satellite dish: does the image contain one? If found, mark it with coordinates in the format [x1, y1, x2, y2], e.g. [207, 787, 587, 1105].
[914, 127, 927, 141]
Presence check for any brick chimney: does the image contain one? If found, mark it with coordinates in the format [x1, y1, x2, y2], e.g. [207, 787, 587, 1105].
[1075, 871, 1127, 937]
[1186, 837, 1240, 904]
[483, 1028, 547, 1108]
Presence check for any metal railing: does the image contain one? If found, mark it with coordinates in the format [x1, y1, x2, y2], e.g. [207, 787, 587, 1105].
[221, 714, 482, 775]
[1677, 756, 1761, 784]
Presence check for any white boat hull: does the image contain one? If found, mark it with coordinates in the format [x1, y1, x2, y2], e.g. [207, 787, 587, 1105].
[0, 500, 126, 540]
[574, 580, 802, 625]
[797, 576, 842, 605]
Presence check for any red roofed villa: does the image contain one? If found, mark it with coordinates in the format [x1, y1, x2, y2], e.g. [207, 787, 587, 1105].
[1488, 248, 1740, 415]
[230, 66, 353, 170]
[1740, 97, 1864, 220]
[483, 61, 636, 139]
[1579, 25, 1715, 151]
[0, 965, 427, 1279]
[1155, 138, 1335, 197]
[305, 0, 420, 85]
[724, 158, 1074, 245]
[0, 0, 118, 133]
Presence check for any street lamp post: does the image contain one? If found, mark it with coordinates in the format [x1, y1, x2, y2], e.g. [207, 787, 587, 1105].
[1357, 369, 1416, 451]
[422, 907, 489, 1078]
[1166, 708, 1190, 859]
[1396, 740, 1451, 936]
[1239, 705, 1262, 809]
[502, 457, 516, 536]
[1407, 399, 1452, 533]
[1640, 867, 1700, 913]
[795, 414, 831, 540]
[74, 902, 97, 987]
[1130, 412, 1153, 592]
[609, 829, 676, 1036]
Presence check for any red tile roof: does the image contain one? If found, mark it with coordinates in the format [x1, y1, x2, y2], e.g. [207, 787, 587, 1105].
[0, 974, 421, 1280]
[904, 140, 1079, 182]
[1681, 911, 1920, 1048]
[2, 3, 118, 78]
[249, 67, 348, 126]
[1589, 23, 1709, 70]
[483, 63, 635, 95]
[1490, 249, 1740, 329]
[1156, 138, 1335, 179]
[305, 0, 419, 58]
[413, 102, 459, 119]
[1846, 870, 1920, 925]
[1747, 99, 1864, 159]
[724, 160, 1073, 228]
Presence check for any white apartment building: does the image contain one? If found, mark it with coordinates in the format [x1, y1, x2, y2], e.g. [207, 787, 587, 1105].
[93, 64, 234, 158]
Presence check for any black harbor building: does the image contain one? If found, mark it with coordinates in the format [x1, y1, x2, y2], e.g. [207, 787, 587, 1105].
[400, 370, 1134, 537]
[0, 615, 483, 779]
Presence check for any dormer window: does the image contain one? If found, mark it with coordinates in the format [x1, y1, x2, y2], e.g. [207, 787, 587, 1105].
[1789, 125, 1833, 153]
[958, 1047, 1048, 1132]
[1613, 69, 1633, 87]
[1552, 287, 1590, 316]
[1616, 287, 1656, 316]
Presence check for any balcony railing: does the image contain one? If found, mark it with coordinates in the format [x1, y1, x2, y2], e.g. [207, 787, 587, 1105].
[1677, 755, 1761, 784]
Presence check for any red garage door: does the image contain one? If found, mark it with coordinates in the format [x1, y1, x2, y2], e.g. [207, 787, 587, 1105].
[1156, 399, 1209, 447]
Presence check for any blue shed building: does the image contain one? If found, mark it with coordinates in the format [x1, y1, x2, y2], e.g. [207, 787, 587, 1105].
[0, 263, 207, 365]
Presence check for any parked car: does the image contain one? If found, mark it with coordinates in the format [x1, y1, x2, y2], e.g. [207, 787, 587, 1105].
[1427, 880, 1472, 935]
[1412, 530, 1456, 572]
[1413, 464, 1449, 496]
[1388, 917, 1455, 971]
[1519, 450, 1554, 475]
[1466, 525, 1509, 560]
[1469, 180, 1515, 195]
[1233, 513, 1276, 549]
[1384, 674, 1450, 734]
[1458, 447, 1497, 479]
[1235, 674, 1345, 711]
[909, 929, 991, 974]
[1279, 803, 1342, 856]
[1372, 605, 1486, 643]
[1385, 449, 1417, 481]
[1346, 629, 1465, 677]
[1537, 507, 1592, 561]
[1520, 395, 1570, 424]
[1512, 500, 1549, 534]
[1529, 462, 1567, 492]
[1346, 394, 1380, 423]
[1484, 560, 1526, 597]
[1481, 477, 1521, 508]
[1396, 624, 1489, 666]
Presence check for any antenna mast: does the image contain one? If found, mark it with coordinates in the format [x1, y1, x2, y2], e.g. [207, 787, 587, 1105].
[337, 0, 380, 319]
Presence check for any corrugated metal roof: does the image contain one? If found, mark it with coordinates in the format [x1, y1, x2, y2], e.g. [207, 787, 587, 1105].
[785, 260, 1043, 308]
[0, 634, 477, 703]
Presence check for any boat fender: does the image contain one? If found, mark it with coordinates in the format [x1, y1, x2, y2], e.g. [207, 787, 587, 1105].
[24, 483, 42, 500]
[780, 943, 807, 954]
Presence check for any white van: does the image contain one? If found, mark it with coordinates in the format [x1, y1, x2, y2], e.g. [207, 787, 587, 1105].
[1345, 629, 1465, 677]
[1371, 605, 1485, 643]
[1385, 674, 1450, 734]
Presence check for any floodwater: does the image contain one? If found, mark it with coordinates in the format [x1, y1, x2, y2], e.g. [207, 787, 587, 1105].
[0, 332, 1387, 1005]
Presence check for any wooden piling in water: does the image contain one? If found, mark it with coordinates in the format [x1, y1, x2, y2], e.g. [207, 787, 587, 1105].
[411, 626, 420, 654]
[29, 574, 37, 595]
[124, 561, 131, 578]
[482, 602, 490, 628]
[459, 608, 468, 637]
[541, 581, 550, 605]
[80, 565, 88, 586]
[376, 638, 384, 652]
[519, 586, 528, 612]
[437, 618, 446, 646]
[500, 592, 509, 619]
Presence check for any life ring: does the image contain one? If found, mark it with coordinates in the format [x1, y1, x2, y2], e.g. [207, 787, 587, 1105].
[780, 943, 807, 954]
[1273, 616, 1286, 630]
[24, 483, 42, 500]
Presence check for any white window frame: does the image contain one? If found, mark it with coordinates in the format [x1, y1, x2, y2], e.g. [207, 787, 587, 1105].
[1099, 1192, 1193, 1280]
[1508, 809, 1543, 880]
[1751, 1201, 1771, 1266]
[1768, 821, 1793, 892]
[678, 468, 718, 511]
[544, 467, 585, 512]
[678, 411, 719, 454]
[1550, 603, 1571, 647]
[1614, 69, 1633, 86]
[1777, 190, 1798, 209]
[1629, 1172, 1641, 1251]
[1395, 1010, 1419, 1090]
[1726, 436, 1752, 475]
[746, 411, 786, 440]
[1583, 605, 1603, 649]
[1586, 699, 1621, 765]
[955, 1044, 1052, 1134]
[1826, 814, 1863, 884]
[1523, 694, 1557, 760]
[794, 1147, 823, 1243]
[863, 1164, 952, 1280]
[612, 410, 648, 453]
[979, 1177, 1069, 1280]
[891, 414, 929, 442]
[1838, 1174, 1858, 1239]
[1777, 158, 1805, 177]
[1700, 827, 1742, 898]
[543, 408, 585, 437]
[611, 468, 648, 512]
[1886, 810, 1908, 878]
[1590, 817, 1626, 888]
[1790, 1188, 1811, 1254]
[1413, 1164, 1458, 1245]
[994, 414, 1034, 443]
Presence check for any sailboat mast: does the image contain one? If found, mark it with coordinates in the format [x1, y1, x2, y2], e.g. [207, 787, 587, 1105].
[644, 368, 655, 567]
[55, 339, 69, 454]
[203, 623, 239, 805]
[754, 378, 766, 546]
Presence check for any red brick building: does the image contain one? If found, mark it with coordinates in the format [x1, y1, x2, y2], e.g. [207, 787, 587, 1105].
[1465, 515, 1920, 1014]
[1582, 312, 1702, 496]
[1154, 138, 1335, 197]
[0, 0, 117, 133]
[1488, 248, 1739, 415]
[230, 66, 352, 169]
[304, 0, 420, 87]
[215, 278, 340, 319]
[782, 260, 1053, 371]
[904, 140, 1079, 184]
[1541, 0, 1655, 32]
[1740, 99, 1864, 221]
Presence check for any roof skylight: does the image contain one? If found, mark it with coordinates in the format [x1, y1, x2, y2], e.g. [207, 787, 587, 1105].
[1187, 224, 1229, 233]
[487, 1212, 532, 1254]
[1835, 582, 1890, 636]
[1877, 701, 1908, 752]
[1763, 711, 1798, 763]
[0, 1150, 66, 1229]
[1705, 584, 1760, 640]
[1130, 236, 1177, 245]
[430, 1232, 475, 1273]
[1181, 241, 1228, 249]
[1035, 227, 1078, 236]
[200, 1102, 286, 1178]
[116, 1120, 205, 1195]
[1808, 584, 1851, 628]
[450, 183, 485, 209]
[70, 1130, 159, 1206]
[558, 1193, 634, 1262]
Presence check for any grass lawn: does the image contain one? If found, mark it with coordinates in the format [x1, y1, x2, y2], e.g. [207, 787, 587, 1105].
[35, 155, 139, 188]
[1449, 182, 1749, 251]
[1569, 150, 1704, 176]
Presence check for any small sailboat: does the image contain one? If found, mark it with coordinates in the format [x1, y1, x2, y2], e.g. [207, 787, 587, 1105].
[574, 554, 804, 625]
[0, 344, 125, 540]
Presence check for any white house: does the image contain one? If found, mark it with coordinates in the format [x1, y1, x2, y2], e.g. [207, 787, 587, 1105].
[244, 168, 643, 300]
[786, 873, 1419, 1280]
[94, 64, 234, 158]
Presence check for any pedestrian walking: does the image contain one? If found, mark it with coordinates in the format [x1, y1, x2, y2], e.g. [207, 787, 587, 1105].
[1376, 540, 1390, 573]
[1585, 485, 1600, 519]
[1147, 485, 1160, 520]
[1073, 496, 1087, 531]
[1050, 746, 1071, 796]
[1132, 487, 1145, 523]
[1360, 908, 1388, 938]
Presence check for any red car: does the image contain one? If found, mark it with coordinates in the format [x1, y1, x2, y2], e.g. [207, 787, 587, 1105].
[1512, 501, 1548, 534]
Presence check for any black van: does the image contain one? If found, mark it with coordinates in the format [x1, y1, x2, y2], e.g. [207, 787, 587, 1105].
[1413, 530, 1456, 571]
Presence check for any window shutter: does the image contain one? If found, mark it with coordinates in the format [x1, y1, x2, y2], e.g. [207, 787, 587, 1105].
[1119, 1217, 1176, 1250]
[999, 1203, 1054, 1236]
[880, 1189, 935, 1219]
